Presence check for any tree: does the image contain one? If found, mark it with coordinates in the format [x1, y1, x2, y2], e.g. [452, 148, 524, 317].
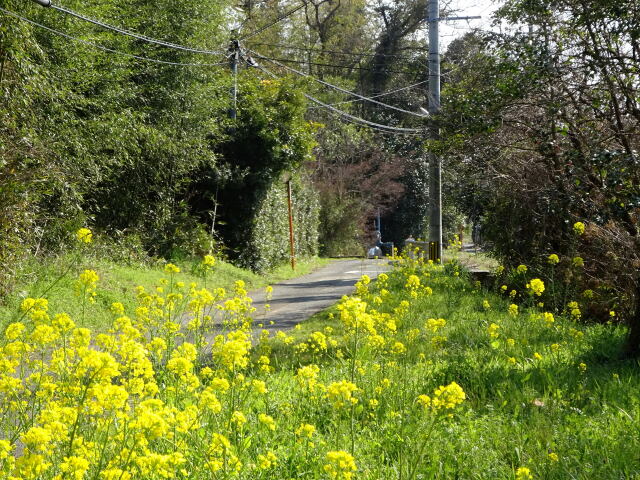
[438, 2, 640, 355]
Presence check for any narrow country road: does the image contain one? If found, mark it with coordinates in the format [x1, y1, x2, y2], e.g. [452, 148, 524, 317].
[248, 258, 391, 331]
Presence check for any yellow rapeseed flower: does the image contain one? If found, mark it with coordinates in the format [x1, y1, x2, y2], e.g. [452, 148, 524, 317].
[488, 323, 500, 338]
[528, 278, 545, 296]
[296, 423, 316, 439]
[324, 451, 357, 480]
[76, 227, 92, 243]
[516, 466, 533, 479]
[258, 451, 277, 469]
[258, 413, 276, 431]
[164, 263, 180, 274]
[5, 322, 25, 341]
[203, 254, 216, 267]
[573, 221, 585, 235]
[431, 381, 466, 411]
[426, 318, 446, 332]
[325, 380, 359, 408]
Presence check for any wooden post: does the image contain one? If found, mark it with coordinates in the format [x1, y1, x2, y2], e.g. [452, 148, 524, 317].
[287, 180, 296, 270]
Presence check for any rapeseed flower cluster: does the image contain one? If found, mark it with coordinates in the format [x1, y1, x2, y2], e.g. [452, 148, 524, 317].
[324, 450, 357, 480]
[5, 251, 588, 479]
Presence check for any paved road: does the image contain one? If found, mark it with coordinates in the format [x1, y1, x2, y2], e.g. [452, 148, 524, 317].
[249, 259, 391, 331]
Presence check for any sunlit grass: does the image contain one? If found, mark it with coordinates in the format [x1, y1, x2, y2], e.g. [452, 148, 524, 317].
[0, 234, 638, 479]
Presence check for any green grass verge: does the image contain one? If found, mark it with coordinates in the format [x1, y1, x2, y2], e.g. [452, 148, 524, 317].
[262, 260, 640, 478]
[0, 252, 331, 331]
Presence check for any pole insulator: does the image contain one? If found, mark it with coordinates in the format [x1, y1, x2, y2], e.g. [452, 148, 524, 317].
[31, 0, 51, 7]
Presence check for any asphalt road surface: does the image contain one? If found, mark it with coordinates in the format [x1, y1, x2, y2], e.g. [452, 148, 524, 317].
[249, 259, 391, 332]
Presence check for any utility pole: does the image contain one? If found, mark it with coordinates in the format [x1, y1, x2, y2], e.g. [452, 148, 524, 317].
[427, 0, 442, 263]
[229, 38, 239, 120]
[426, 1, 480, 263]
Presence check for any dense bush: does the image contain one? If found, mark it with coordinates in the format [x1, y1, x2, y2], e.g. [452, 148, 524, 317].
[439, 1, 640, 354]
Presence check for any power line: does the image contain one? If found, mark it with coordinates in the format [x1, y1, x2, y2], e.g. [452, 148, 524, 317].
[0, 7, 228, 67]
[308, 80, 428, 109]
[249, 60, 424, 135]
[245, 52, 419, 75]
[247, 49, 428, 118]
[45, 2, 225, 56]
[239, 3, 305, 41]
[246, 41, 425, 61]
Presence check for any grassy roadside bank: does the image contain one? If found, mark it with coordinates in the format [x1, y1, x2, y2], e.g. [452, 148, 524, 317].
[0, 253, 638, 479]
[0, 252, 331, 331]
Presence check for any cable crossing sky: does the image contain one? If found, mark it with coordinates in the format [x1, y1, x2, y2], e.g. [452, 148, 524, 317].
[250, 59, 424, 136]
[247, 49, 428, 119]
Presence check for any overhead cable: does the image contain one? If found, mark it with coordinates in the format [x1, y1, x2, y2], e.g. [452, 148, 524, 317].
[247, 49, 429, 118]
[309, 80, 428, 109]
[246, 41, 425, 61]
[47, 3, 225, 55]
[244, 53, 415, 75]
[249, 60, 424, 135]
[239, 3, 305, 41]
[0, 7, 228, 67]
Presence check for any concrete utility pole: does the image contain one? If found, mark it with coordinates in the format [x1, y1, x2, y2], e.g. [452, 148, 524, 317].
[229, 39, 239, 120]
[426, 1, 480, 263]
[427, 0, 442, 263]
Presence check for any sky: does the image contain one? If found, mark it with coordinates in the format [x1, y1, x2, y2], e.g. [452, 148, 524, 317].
[438, 0, 502, 48]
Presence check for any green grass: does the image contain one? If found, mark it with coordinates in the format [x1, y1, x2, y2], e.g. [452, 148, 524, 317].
[2, 255, 639, 479]
[0, 252, 331, 331]
[263, 260, 640, 478]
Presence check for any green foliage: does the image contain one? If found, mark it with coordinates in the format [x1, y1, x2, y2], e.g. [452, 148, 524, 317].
[202, 74, 320, 271]
[0, 0, 321, 283]
[438, 6, 640, 352]
[285, 259, 640, 478]
[242, 172, 320, 272]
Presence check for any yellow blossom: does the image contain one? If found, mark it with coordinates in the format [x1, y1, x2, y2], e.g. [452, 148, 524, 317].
[426, 318, 446, 332]
[324, 451, 357, 480]
[258, 413, 276, 431]
[5, 322, 25, 341]
[296, 423, 316, 439]
[488, 323, 500, 338]
[258, 451, 277, 469]
[326, 380, 359, 408]
[516, 466, 533, 479]
[231, 410, 247, 427]
[164, 263, 180, 274]
[431, 381, 466, 411]
[76, 227, 92, 243]
[203, 255, 216, 267]
[528, 278, 545, 296]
